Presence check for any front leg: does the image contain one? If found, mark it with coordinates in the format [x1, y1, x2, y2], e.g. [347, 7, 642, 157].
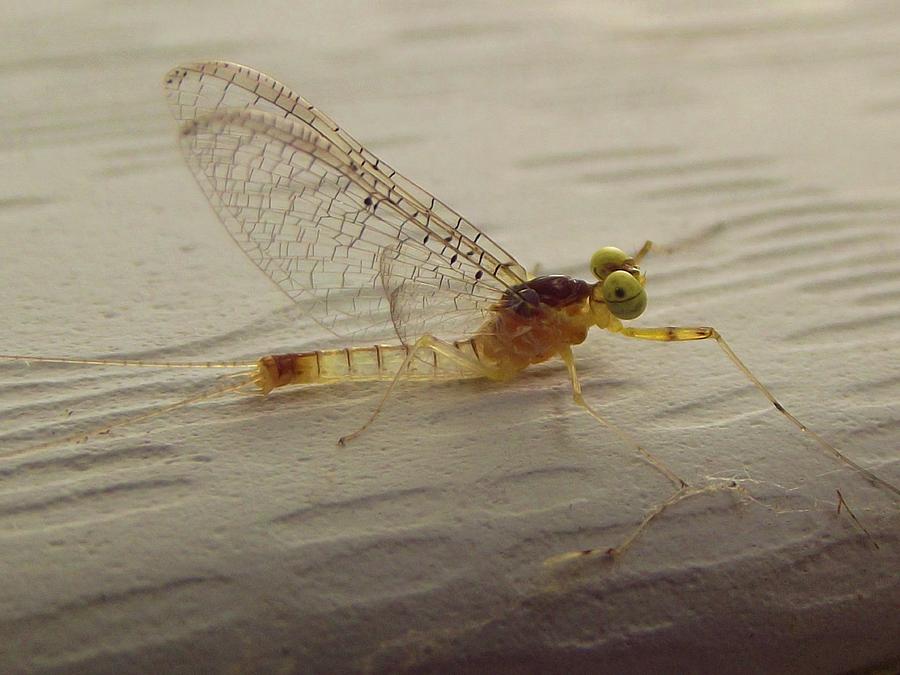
[610, 322, 900, 500]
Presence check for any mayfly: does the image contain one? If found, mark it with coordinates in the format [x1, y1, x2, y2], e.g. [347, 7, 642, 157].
[1, 61, 896, 559]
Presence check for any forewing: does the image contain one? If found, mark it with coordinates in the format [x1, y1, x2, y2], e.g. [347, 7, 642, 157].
[178, 109, 506, 343]
[164, 61, 528, 290]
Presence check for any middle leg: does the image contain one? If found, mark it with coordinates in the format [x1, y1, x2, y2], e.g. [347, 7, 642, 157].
[553, 345, 746, 560]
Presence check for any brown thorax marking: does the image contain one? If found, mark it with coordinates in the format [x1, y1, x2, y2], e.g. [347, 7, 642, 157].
[502, 275, 591, 318]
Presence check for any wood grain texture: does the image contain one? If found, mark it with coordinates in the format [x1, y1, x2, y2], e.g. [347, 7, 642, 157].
[1, 1, 898, 673]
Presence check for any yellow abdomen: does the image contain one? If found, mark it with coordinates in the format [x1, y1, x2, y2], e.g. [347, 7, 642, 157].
[254, 342, 483, 394]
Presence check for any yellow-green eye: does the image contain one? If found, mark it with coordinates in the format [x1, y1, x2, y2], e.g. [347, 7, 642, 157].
[590, 247, 629, 279]
[601, 270, 647, 319]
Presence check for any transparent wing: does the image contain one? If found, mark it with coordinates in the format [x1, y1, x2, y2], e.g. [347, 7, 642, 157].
[166, 61, 528, 344]
[377, 238, 494, 346]
[178, 108, 517, 344]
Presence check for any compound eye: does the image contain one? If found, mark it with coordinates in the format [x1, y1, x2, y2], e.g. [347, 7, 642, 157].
[590, 247, 629, 280]
[601, 270, 647, 320]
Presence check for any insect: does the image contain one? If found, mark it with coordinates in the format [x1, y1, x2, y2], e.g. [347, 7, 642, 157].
[1, 61, 896, 559]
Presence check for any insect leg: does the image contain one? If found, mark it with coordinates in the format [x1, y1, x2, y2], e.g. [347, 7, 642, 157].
[558, 345, 687, 490]
[555, 346, 747, 560]
[613, 324, 900, 500]
[544, 482, 745, 566]
[337, 335, 504, 446]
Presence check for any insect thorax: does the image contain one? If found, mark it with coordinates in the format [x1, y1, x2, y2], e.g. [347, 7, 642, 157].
[502, 275, 591, 318]
[475, 276, 593, 373]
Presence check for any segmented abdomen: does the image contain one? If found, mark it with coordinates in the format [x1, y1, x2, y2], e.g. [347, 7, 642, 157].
[254, 341, 482, 394]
